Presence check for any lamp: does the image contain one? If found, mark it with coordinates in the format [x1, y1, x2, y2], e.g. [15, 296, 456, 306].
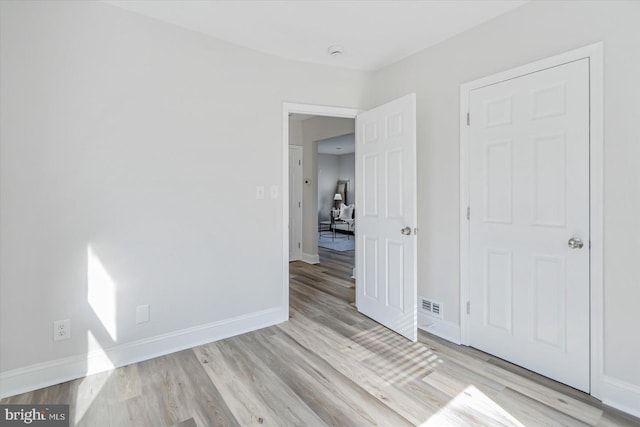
[333, 193, 343, 210]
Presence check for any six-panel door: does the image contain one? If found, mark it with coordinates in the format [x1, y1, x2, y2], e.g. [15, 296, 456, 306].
[356, 94, 417, 342]
[468, 59, 590, 391]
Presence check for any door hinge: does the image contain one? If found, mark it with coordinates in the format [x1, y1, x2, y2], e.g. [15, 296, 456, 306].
[466, 112, 470, 126]
[298, 242, 301, 248]
[298, 159, 301, 166]
[298, 201, 301, 208]
[467, 301, 471, 315]
[466, 206, 470, 220]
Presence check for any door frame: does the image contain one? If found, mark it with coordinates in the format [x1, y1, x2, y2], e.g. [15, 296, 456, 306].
[281, 103, 360, 321]
[459, 42, 603, 397]
[288, 144, 303, 262]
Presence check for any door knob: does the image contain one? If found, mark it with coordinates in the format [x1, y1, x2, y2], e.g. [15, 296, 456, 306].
[401, 226, 412, 236]
[568, 238, 584, 249]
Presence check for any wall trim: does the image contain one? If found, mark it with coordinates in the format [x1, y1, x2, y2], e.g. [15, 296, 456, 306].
[0, 306, 284, 399]
[418, 312, 461, 345]
[600, 375, 640, 418]
[459, 42, 604, 397]
[301, 252, 320, 264]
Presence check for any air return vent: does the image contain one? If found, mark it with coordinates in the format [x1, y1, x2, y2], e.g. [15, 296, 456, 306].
[419, 297, 443, 320]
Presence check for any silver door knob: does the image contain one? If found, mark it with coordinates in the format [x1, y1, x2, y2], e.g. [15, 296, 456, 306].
[401, 226, 412, 235]
[568, 238, 584, 249]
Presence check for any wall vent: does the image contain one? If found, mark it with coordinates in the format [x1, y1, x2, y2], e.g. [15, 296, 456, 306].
[419, 296, 443, 320]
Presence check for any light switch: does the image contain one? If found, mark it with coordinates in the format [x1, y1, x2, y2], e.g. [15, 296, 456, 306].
[256, 186, 265, 200]
[270, 185, 278, 199]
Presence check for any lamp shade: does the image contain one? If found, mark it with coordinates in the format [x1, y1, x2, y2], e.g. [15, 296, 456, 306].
[333, 193, 343, 201]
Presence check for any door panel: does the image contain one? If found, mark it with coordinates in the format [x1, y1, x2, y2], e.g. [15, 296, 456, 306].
[363, 237, 379, 300]
[485, 248, 513, 334]
[363, 154, 378, 216]
[356, 94, 417, 341]
[469, 59, 590, 391]
[484, 139, 512, 223]
[532, 255, 566, 350]
[532, 134, 566, 226]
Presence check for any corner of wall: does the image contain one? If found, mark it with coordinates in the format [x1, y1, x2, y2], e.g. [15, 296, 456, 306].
[301, 253, 320, 264]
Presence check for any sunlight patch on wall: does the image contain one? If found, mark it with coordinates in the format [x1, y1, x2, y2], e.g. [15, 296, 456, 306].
[87, 246, 118, 341]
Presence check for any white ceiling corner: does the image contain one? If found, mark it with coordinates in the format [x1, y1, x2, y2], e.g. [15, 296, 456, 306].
[103, 0, 528, 71]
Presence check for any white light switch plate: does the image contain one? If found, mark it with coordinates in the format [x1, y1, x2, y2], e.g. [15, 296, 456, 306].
[256, 186, 265, 200]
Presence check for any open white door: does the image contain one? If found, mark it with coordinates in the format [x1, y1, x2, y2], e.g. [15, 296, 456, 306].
[355, 94, 417, 341]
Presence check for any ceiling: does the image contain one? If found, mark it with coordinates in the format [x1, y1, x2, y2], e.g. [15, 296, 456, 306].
[105, 1, 528, 71]
[318, 134, 355, 155]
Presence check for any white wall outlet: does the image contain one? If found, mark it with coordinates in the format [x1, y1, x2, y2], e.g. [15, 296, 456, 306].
[256, 186, 265, 200]
[270, 185, 279, 199]
[136, 304, 150, 324]
[53, 319, 70, 341]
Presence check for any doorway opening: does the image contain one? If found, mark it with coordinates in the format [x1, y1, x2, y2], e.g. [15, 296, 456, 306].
[317, 133, 356, 257]
[283, 94, 418, 343]
[281, 103, 359, 316]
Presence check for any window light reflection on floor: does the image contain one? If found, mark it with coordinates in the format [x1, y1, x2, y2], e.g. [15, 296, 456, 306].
[419, 385, 524, 426]
[75, 330, 115, 425]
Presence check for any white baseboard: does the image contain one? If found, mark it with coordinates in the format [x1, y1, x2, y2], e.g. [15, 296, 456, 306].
[0, 306, 284, 399]
[301, 252, 320, 264]
[418, 312, 461, 345]
[600, 374, 640, 418]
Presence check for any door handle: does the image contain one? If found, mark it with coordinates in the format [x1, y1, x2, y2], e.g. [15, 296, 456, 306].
[401, 226, 412, 236]
[568, 237, 584, 249]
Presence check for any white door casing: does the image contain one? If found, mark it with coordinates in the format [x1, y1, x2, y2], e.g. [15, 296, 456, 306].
[282, 103, 360, 322]
[468, 59, 590, 391]
[356, 94, 418, 342]
[289, 145, 303, 262]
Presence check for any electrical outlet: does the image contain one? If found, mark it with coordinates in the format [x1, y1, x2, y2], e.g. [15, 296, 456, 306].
[53, 319, 70, 341]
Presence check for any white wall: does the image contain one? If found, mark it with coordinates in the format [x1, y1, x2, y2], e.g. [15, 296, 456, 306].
[367, 0, 640, 414]
[298, 117, 355, 259]
[317, 154, 340, 221]
[0, 0, 368, 393]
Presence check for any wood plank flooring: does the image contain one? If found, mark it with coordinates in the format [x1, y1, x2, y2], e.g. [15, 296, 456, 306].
[2, 247, 638, 426]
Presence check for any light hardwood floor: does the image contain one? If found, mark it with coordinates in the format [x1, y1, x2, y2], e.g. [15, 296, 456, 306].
[2, 247, 638, 426]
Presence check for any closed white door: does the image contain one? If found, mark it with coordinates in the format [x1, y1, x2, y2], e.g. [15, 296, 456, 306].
[289, 146, 303, 262]
[468, 59, 590, 391]
[356, 94, 417, 341]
